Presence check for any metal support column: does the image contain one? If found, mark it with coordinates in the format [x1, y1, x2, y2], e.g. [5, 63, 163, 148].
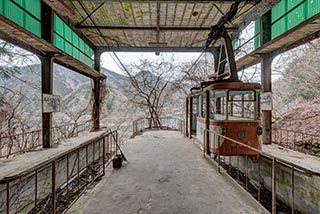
[93, 78, 101, 130]
[41, 1, 54, 148]
[205, 91, 210, 155]
[185, 97, 189, 137]
[261, 54, 273, 144]
[41, 54, 54, 148]
[189, 97, 193, 139]
[93, 49, 103, 130]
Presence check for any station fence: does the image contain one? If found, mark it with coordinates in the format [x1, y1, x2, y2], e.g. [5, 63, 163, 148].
[0, 129, 120, 214]
[132, 117, 185, 137]
[272, 127, 320, 157]
[203, 128, 320, 214]
[0, 120, 92, 159]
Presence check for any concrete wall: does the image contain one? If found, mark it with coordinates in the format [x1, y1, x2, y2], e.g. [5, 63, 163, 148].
[0, 139, 104, 214]
[230, 156, 320, 214]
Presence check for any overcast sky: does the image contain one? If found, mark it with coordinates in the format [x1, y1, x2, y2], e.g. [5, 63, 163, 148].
[100, 52, 213, 75]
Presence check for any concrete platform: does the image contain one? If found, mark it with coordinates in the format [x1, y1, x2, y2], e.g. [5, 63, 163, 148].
[68, 130, 269, 214]
[0, 130, 105, 180]
[262, 144, 320, 174]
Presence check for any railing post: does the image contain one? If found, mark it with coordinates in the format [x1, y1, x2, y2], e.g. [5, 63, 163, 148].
[52, 161, 56, 214]
[6, 182, 9, 214]
[291, 166, 295, 214]
[77, 150, 80, 197]
[34, 169, 38, 214]
[203, 129, 206, 157]
[272, 158, 277, 214]
[103, 137, 106, 175]
[66, 154, 70, 208]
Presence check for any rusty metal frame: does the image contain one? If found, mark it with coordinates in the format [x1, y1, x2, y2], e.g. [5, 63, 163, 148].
[132, 117, 185, 138]
[203, 128, 320, 214]
[0, 130, 120, 214]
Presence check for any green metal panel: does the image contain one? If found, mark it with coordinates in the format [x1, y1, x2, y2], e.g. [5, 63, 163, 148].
[64, 26, 72, 43]
[307, 0, 320, 19]
[79, 40, 85, 53]
[1, 0, 41, 37]
[6, 0, 24, 27]
[89, 49, 94, 57]
[254, 19, 260, 49]
[54, 14, 65, 36]
[271, 0, 287, 40]
[72, 32, 79, 48]
[287, 0, 304, 10]
[25, 14, 41, 37]
[287, 1, 307, 30]
[0, 0, 4, 15]
[54, 33, 65, 51]
[24, 0, 41, 20]
[73, 48, 80, 61]
[53, 13, 94, 67]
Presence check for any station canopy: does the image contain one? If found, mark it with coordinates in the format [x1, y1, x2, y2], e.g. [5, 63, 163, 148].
[48, 0, 276, 50]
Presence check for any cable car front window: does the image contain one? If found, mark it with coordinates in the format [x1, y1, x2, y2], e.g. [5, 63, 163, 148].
[227, 90, 259, 120]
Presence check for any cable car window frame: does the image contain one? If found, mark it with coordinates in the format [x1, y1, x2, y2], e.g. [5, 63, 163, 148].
[227, 90, 256, 102]
[209, 90, 227, 121]
[226, 89, 259, 121]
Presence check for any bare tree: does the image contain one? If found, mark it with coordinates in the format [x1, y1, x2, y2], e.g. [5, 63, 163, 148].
[122, 57, 179, 128]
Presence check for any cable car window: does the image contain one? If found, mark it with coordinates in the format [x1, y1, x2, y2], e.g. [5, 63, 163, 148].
[198, 96, 202, 117]
[201, 94, 206, 118]
[228, 90, 256, 101]
[227, 90, 258, 120]
[210, 91, 226, 120]
[192, 96, 198, 114]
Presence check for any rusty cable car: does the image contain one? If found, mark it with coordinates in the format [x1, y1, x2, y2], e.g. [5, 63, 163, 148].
[186, 27, 262, 161]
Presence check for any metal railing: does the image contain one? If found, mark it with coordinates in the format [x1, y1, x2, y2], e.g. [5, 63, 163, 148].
[132, 117, 185, 137]
[0, 129, 120, 214]
[0, 120, 92, 159]
[203, 128, 320, 214]
[272, 128, 320, 157]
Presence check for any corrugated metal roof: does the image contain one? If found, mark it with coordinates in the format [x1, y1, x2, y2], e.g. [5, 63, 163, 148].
[55, 0, 276, 49]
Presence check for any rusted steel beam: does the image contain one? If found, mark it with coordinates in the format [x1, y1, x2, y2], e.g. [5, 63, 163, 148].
[205, 91, 210, 155]
[41, 54, 54, 148]
[93, 49, 102, 130]
[42, 0, 75, 17]
[185, 98, 189, 137]
[92, 78, 100, 131]
[76, 25, 212, 31]
[189, 97, 193, 139]
[75, 0, 257, 2]
[261, 54, 273, 145]
[41, 2, 54, 148]
[96, 46, 209, 52]
[0, 31, 45, 57]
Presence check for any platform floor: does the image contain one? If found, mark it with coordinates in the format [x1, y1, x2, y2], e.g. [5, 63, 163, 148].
[0, 130, 105, 180]
[68, 130, 268, 214]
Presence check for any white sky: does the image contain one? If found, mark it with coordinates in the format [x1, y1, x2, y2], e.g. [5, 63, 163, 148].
[100, 52, 212, 75]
